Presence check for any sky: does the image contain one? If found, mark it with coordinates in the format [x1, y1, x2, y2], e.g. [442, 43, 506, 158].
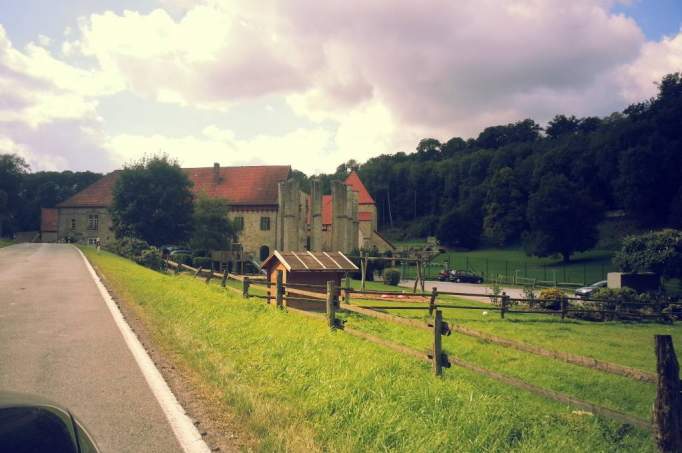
[0, 0, 680, 175]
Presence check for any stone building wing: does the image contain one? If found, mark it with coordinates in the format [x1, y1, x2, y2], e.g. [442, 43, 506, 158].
[186, 165, 290, 206]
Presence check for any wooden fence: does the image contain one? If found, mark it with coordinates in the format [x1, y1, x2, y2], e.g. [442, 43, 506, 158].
[166, 260, 681, 450]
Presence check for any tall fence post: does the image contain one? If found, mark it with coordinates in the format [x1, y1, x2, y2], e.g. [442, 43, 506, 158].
[654, 335, 682, 452]
[560, 297, 567, 320]
[433, 310, 444, 376]
[501, 292, 508, 319]
[220, 269, 228, 288]
[276, 270, 284, 308]
[242, 276, 250, 298]
[205, 271, 213, 284]
[326, 280, 337, 329]
[429, 287, 437, 317]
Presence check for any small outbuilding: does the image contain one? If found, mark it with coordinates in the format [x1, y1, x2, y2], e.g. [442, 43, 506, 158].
[261, 251, 358, 299]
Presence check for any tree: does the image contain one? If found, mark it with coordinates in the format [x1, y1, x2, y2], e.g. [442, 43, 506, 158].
[483, 167, 526, 246]
[436, 208, 482, 249]
[190, 195, 237, 252]
[613, 229, 682, 279]
[523, 174, 601, 262]
[111, 155, 194, 246]
[545, 115, 579, 138]
[0, 154, 29, 237]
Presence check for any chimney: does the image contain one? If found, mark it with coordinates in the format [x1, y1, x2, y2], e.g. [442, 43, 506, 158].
[213, 162, 220, 184]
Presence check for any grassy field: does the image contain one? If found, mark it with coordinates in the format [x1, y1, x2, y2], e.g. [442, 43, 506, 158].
[82, 247, 661, 451]
[395, 244, 615, 286]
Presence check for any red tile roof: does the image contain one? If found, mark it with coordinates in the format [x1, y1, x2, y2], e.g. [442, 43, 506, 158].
[40, 208, 58, 232]
[57, 172, 119, 208]
[344, 171, 375, 205]
[57, 165, 291, 208]
[186, 165, 290, 205]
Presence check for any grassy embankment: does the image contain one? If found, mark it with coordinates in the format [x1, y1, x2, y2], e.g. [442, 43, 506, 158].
[0, 239, 14, 248]
[83, 247, 658, 452]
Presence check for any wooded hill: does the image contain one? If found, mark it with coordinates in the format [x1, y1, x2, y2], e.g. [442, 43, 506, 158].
[311, 73, 682, 260]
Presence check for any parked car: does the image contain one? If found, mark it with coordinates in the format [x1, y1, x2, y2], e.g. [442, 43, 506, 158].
[574, 280, 607, 299]
[437, 269, 484, 284]
[0, 391, 100, 452]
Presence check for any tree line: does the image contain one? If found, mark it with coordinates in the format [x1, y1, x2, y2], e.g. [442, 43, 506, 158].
[323, 73, 682, 261]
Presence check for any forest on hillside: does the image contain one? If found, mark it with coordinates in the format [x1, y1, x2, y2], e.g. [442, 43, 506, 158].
[308, 73, 682, 260]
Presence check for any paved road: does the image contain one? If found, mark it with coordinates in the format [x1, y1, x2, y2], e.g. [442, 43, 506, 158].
[401, 280, 526, 302]
[0, 243, 183, 453]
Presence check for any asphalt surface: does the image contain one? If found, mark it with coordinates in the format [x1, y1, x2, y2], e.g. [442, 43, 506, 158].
[0, 243, 183, 453]
[401, 280, 526, 302]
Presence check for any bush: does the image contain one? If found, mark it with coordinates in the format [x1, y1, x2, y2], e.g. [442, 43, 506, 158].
[172, 253, 192, 266]
[106, 237, 150, 259]
[538, 288, 567, 310]
[135, 247, 164, 271]
[383, 268, 401, 286]
[192, 256, 212, 269]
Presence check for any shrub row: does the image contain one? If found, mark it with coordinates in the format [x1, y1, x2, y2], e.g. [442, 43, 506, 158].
[105, 237, 164, 271]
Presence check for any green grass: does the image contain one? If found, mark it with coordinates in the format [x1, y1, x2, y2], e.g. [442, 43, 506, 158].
[83, 248, 654, 452]
[0, 239, 14, 248]
[398, 246, 615, 286]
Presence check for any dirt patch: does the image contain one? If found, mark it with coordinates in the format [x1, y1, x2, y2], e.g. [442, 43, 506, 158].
[91, 263, 258, 452]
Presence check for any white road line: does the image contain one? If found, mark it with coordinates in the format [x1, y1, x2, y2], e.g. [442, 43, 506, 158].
[76, 247, 211, 453]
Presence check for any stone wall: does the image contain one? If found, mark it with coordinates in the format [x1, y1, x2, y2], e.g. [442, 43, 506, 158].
[57, 207, 113, 244]
[229, 208, 278, 260]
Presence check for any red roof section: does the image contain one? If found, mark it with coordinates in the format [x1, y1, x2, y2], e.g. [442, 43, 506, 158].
[322, 195, 333, 225]
[40, 208, 58, 232]
[358, 211, 373, 222]
[186, 165, 290, 205]
[57, 165, 291, 208]
[57, 172, 119, 208]
[344, 171, 375, 205]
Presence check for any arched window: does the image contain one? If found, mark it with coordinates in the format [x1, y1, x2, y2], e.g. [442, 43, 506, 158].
[259, 245, 270, 262]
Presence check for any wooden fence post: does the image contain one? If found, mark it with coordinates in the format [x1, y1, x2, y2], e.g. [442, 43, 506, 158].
[276, 270, 284, 308]
[220, 269, 228, 288]
[326, 280, 337, 329]
[344, 275, 352, 305]
[433, 309, 444, 376]
[242, 276, 250, 298]
[174, 262, 180, 275]
[654, 335, 682, 452]
[500, 292, 508, 319]
[560, 297, 567, 320]
[429, 287, 438, 316]
[205, 271, 212, 284]
[193, 266, 203, 278]
[267, 279, 272, 304]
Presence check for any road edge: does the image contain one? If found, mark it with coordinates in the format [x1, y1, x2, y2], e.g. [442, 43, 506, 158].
[76, 246, 211, 453]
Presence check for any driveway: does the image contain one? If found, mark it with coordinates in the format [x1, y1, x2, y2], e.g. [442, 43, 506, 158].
[401, 279, 527, 303]
[0, 243, 186, 452]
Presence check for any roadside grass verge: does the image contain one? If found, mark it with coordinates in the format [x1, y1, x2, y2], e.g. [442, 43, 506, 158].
[83, 248, 652, 452]
[0, 239, 14, 248]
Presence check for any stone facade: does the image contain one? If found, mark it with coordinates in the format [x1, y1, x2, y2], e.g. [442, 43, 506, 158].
[228, 207, 278, 261]
[57, 207, 113, 245]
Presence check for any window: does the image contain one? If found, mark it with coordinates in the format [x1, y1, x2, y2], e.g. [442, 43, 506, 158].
[71, 218, 76, 230]
[88, 215, 99, 231]
[260, 216, 270, 231]
[234, 216, 244, 230]
[259, 245, 270, 261]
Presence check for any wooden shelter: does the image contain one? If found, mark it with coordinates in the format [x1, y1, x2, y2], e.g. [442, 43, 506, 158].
[261, 251, 358, 297]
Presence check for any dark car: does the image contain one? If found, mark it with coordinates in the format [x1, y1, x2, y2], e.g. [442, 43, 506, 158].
[574, 280, 607, 299]
[449, 270, 484, 284]
[0, 391, 100, 453]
